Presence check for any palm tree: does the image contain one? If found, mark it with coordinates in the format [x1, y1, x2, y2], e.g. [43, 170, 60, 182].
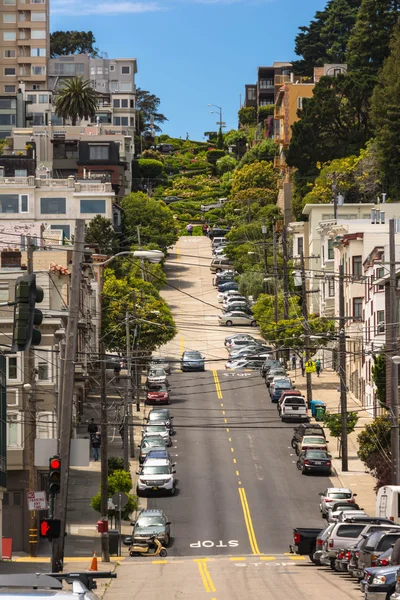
[54, 76, 98, 126]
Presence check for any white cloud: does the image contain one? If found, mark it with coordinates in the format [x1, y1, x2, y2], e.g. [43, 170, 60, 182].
[52, 0, 163, 14]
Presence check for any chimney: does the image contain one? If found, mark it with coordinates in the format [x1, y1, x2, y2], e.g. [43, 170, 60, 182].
[382, 193, 387, 204]
[371, 209, 376, 224]
[380, 211, 385, 224]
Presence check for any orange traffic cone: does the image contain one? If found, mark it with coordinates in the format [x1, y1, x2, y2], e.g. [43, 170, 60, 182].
[89, 551, 98, 571]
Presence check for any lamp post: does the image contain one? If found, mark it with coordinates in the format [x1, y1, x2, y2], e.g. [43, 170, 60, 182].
[391, 355, 400, 485]
[261, 225, 268, 293]
[208, 103, 224, 149]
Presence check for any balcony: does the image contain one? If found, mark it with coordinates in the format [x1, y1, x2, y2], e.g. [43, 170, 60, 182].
[275, 74, 291, 86]
[275, 107, 284, 119]
[274, 156, 286, 169]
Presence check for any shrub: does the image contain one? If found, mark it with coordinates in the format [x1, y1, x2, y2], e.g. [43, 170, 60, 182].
[138, 158, 165, 180]
[108, 456, 125, 474]
[207, 149, 225, 164]
[90, 469, 137, 520]
[216, 155, 237, 175]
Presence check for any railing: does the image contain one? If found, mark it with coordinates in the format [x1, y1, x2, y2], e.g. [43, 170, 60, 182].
[0, 176, 33, 186]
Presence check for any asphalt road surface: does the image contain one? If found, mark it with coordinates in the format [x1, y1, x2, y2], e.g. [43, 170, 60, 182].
[147, 369, 331, 557]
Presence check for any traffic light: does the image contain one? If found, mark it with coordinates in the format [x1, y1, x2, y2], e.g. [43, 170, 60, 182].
[12, 274, 43, 352]
[48, 455, 61, 496]
[39, 518, 61, 539]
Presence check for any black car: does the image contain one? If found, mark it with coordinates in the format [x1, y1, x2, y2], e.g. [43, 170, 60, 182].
[223, 304, 253, 315]
[181, 350, 205, 371]
[260, 359, 281, 378]
[297, 449, 332, 475]
[209, 227, 230, 240]
[291, 423, 326, 450]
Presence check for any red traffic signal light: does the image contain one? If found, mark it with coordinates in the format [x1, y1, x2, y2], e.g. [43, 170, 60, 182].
[40, 519, 61, 539]
[48, 455, 61, 495]
[50, 458, 60, 470]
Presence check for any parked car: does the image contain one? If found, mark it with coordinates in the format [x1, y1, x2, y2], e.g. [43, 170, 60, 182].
[209, 227, 230, 240]
[224, 334, 257, 349]
[270, 377, 293, 402]
[136, 458, 176, 496]
[266, 368, 287, 388]
[313, 524, 336, 565]
[280, 396, 309, 422]
[223, 303, 253, 315]
[292, 527, 324, 562]
[228, 345, 271, 360]
[260, 358, 281, 378]
[146, 413, 174, 436]
[211, 236, 226, 249]
[214, 270, 236, 287]
[162, 196, 182, 205]
[148, 357, 171, 375]
[146, 368, 168, 385]
[147, 408, 173, 429]
[297, 435, 328, 453]
[297, 449, 332, 475]
[326, 501, 364, 522]
[138, 436, 168, 464]
[211, 258, 235, 274]
[362, 564, 398, 598]
[217, 281, 238, 293]
[226, 358, 265, 370]
[218, 290, 243, 303]
[141, 423, 172, 446]
[202, 198, 228, 213]
[145, 449, 171, 463]
[223, 295, 247, 308]
[319, 487, 357, 517]
[277, 390, 304, 413]
[146, 384, 170, 405]
[219, 311, 257, 327]
[357, 529, 400, 571]
[156, 143, 175, 153]
[131, 508, 171, 546]
[291, 423, 325, 451]
[181, 350, 205, 371]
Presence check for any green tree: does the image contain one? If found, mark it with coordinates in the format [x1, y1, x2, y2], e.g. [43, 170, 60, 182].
[90, 469, 137, 520]
[371, 354, 387, 406]
[223, 129, 248, 152]
[286, 74, 374, 184]
[121, 192, 178, 250]
[238, 272, 265, 301]
[85, 215, 118, 255]
[258, 105, 275, 122]
[217, 128, 223, 149]
[102, 271, 176, 352]
[136, 88, 168, 134]
[238, 139, 275, 167]
[231, 161, 278, 195]
[238, 107, 256, 126]
[138, 158, 165, 180]
[371, 23, 400, 197]
[255, 315, 335, 350]
[50, 30, 100, 58]
[54, 77, 98, 126]
[216, 155, 237, 175]
[323, 411, 359, 456]
[358, 416, 392, 489]
[252, 293, 299, 323]
[347, 0, 399, 74]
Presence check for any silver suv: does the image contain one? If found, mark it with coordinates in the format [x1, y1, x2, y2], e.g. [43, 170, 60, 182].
[0, 572, 116, 600]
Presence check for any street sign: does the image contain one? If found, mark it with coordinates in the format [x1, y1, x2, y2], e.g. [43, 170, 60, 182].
[39, 519, 61, 539]
[112, 492, 129, 508]
[27, 491, 47, 511]
[305, 360, 316, 373]
[107, 498, 115, 511]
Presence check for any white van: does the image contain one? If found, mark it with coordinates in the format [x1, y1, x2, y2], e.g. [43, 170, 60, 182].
[376, 485, 400, 523]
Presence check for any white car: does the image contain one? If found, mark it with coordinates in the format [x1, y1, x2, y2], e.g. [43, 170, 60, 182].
[217, 290, 243, 303]
[225, 358, 265, 370]
[219, 311, 257, 327]
[147, 368, 168, 385]
[136, 458, 176, 496]
[319, 487, 356, 517]
[222, 295, 247, 309]
[142, 423, 172, 446]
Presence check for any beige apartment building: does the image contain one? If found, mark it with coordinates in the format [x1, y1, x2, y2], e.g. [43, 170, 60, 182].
[0, 0, 49, 95]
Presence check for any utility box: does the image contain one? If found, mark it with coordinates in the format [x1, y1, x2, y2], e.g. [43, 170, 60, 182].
[97, 519, 108, 534]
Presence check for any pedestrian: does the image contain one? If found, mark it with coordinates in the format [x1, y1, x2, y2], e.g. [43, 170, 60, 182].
[202, 223, 208, 236]
[291, 354, 297, 370]
[114, 361, 121, 378]
[186, 223, 193, 236]
[316, 358, 322, 377]
[119, 422, 125, 449]
[91, 432, 101, 462]
[206, 225, 211, 237]
[87, 418, 98, 443]
[299, 356, 305, 377]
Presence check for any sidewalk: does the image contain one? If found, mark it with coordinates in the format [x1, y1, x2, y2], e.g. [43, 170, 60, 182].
[289, 367, 377, 516]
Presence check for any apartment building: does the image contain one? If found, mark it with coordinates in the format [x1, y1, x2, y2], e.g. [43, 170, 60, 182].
[243, 62, 292, 109]
[0, 0, 49, 95]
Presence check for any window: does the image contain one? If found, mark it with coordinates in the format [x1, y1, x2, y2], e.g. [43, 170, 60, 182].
[80, 199, 106, 214]
[97, 66, 102, 74]
[7, 356, 17, 379]
[327, 239, 334, 260]
[297, 236, 303, 256]
[121, 99, 128, 108]
[4, 49, 15, 58]
[3, 13, 16, 21]
[113, 117, 120, 126]
[90, 66, 95, 75]
[353, 255, 362, 277]
[31, 30, 46, 39]
[4, 67, 15, 76]
[50, 224, 70, 238]
[337, 525, 364, 538]
[120, 82, 132, 92]
[297, 97, 306, 110]
[121, 65, 130, 74]
[247, 88, 256, 101]
[38, 94, 48, 103]
[377, 310, 385, 334]
[376, 267, 385, 291]
[0, 282, 9, 302]
[260, 79, 273, 89]
[37, 412, 55, 439]
[32, 84, 41, 90]
[30, 113, 44, 125]
[4, 85, 15, 93]
[15, 170, 27, 178]
[38, 361, 48, 380]
[110, 81, 118, 92]
[89, 145, 109, 160]
[3, 31, 16, 40]
[130, 99, 134, 108]
[31, 10, 45, 19]
[3, 0, 16, 5]
[0, 194, 18, 212]
[110, 64, 115, 71]
[31, 65, 46, 75]
[353, 297, 363, 320]
[121, 117, 128, 126]
[113, 99, 120, 108]
[0, 114, 15, 125]
[20, 195, 28, 213]
[259, 98, 273, 106]
[328, 278, 335, 297]
[31, 47, 46, 57]
[40, 197, 66, 214]
[7, 413, 21, 447]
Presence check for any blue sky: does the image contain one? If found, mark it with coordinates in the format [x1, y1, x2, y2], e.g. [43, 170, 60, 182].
[51, 0, 327, 141]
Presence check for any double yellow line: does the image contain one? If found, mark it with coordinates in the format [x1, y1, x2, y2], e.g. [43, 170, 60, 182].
[195, 559, 216, 593]
[238, 487, 261, 555]
[212, 370, 222, 399]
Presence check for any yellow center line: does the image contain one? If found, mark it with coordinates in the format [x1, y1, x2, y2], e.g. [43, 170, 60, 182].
[212, 370, 223, 399]
[226, 427, 229, 431]
[176, 244, 181, 262]
[179, 336, 184, 355]
[222, 410, 225, 415]
[220, 403, 224, 407]
[236, 470, 240, 476]
[231, 448, 234, 452]
[233, 458, 236, 463]
[224, 419, 228, 423]
[238, 487, 261, 555]
[195, 559, 216, 593]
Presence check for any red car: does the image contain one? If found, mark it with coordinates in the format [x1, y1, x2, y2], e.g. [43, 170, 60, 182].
[146, 384, 170, 405]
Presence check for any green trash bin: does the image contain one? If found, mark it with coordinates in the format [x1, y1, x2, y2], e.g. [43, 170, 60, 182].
[315, 404, 326, 422]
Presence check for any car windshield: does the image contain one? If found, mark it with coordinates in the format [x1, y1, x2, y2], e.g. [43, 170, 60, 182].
[306, 450, 329, 459]
[149, 369, 166, 377]
[150, 410, 169, 419]
[146, 425, 166, 432]
[274, 381, 291, 388]
[185, 352, 201, 359]
[329, 492, 352, 499]
[148, 385, 168, 393]
[142, 439, 165, 448]
[137, 516, 165, 527]
[142, 466, 170, 475]
[303, 436, 326, 443]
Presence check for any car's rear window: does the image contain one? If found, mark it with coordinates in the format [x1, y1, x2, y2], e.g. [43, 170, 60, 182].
[307, 450, 328, 459]
[303, 436, 326, 443]
[336, 525, 364, 538]
[284, 398, 306, 405]
[379, 534, 400, 551]
[329, 493, 352, 499]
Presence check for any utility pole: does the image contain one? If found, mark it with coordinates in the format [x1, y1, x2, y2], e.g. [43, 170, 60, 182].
[339, 263, 348, 472]
[261, 225, 268, 294]
[26, 236, 37, 557]
[300, 250, 312, 407]
[389, 218, 400, 484]
[273, 224, 278, 323]
[282, 225, 289, 321]
[52, 220, 85, 572]
[123, 309, 131, 470]
[100, 339, 110, 562]
[137, 225, 146, 282]
[332, 173, 338, 221]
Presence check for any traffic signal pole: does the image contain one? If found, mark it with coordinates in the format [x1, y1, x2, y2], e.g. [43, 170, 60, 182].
[51, 221, 85, 572]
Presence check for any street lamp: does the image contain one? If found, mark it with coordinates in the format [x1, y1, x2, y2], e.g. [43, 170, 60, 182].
[208, 103, 224, 149]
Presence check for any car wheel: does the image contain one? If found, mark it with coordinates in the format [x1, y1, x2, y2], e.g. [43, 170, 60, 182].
[291, 439, 297, 449]
[170, 486, 176, 496]
[302, 468, 308, 475]
[330, 558, 336, 570]
[136, 487, 142, 497]
[160, 548, 168, 557]
[251, 320, 257, 327]
[226, 320, 233, 327]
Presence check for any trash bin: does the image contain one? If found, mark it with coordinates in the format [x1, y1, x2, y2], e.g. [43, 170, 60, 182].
[310, 399, 325, 417]
[108, 529, 120, 556]
[315, 404, 326, 422]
